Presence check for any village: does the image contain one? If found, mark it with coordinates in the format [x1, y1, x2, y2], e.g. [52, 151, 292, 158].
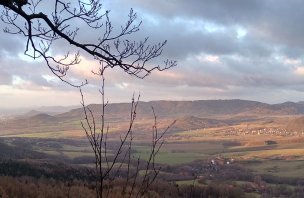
[223, 127, 304, 137]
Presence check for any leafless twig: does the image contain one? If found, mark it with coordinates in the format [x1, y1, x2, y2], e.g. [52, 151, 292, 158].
[0, 0, 177, 87]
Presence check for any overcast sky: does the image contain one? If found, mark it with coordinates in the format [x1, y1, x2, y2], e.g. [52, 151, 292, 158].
[1, 0, 304, 108]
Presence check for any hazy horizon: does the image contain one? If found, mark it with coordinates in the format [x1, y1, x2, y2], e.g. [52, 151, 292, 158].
[2, 98, 304, 111]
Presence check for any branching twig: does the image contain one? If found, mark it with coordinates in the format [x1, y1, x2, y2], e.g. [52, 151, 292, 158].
[81, 67, 175, 197]
[0, 0, 177, 86]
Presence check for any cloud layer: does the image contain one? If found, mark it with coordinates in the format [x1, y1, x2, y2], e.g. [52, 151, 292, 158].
[1, 0, 304, 108]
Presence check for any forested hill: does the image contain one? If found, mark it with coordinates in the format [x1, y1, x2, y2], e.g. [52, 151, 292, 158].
[58, 99, 304, 120]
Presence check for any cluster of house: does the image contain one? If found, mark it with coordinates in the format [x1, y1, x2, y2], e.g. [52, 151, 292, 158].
[223, 127, 303, 136]
[178, 156, 235, 178]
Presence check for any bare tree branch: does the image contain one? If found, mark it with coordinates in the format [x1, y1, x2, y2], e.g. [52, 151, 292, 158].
[0, 0, 177, 87]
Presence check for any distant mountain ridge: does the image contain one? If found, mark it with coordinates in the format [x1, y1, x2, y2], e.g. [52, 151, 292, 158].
[0, 105, 79, 117]
[57, 99, 304, 120]
[2, 99, 304, 136]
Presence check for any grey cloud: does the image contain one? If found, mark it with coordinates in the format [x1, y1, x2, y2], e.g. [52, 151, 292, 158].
[0, 32, 24, 58]
[124, 0, 304, 59]
[0, 53, 55, 88]
[137, 53, 304, 93]
[127, 0, 263, 25]
[136, 20, 272, 61]
[0, 69, 12, 85]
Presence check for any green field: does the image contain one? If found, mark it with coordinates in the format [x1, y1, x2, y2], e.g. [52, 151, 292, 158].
[3, 132, 304, 179]
[2, 116, 304, 195]
[246, 159, 304, 178]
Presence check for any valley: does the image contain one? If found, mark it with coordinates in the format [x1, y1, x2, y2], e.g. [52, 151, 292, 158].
[1, 99, 304, 197]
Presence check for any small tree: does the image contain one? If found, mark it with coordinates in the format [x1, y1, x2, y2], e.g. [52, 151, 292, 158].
[0, 1, 176, 197]
[80, 83, 176, 197]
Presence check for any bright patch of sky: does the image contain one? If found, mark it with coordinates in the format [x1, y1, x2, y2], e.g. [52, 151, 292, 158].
[171, 17, 225, 33]
[42, 75, 60, 83]
[116, 82, 129, 89]
[143, 13, 160, 26]
[236, 27, 247, 39]
[204, 22, 226, 33]
[12, 75, 25, 86]
[295, 67, 304, 75]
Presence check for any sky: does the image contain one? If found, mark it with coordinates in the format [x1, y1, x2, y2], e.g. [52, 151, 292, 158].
[1, 0, 304, 108]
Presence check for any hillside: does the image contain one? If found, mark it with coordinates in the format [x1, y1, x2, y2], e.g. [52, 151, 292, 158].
[172, 116, 227, 131]
[57, 99, 304, 120]
[1, 99, 304, 136]
[286, 116, 304, 132]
